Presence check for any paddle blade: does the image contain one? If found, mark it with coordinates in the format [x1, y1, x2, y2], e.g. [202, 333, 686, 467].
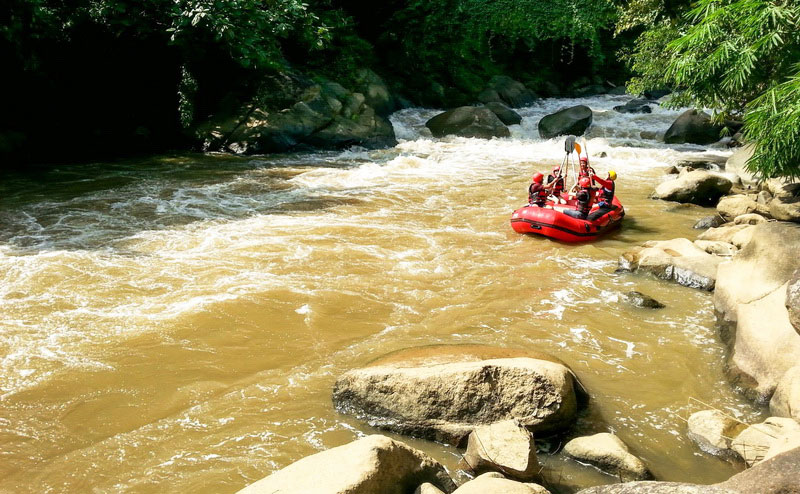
[574, 142, 582, 155]
[564, 135, 576, 153]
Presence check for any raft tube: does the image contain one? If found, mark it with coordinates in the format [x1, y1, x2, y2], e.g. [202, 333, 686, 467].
[510, 196, 624, 242]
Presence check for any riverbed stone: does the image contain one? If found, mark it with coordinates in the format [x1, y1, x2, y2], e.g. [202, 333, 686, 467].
[724, 143, 758, 186]
[664, 109, 723, 145]
[731, 417, 800, 466]
[770, 366, 800, 421]
[485, 76, 538, 108]
[484, 102, 522, 125]
[332, 345, 580, 444]
[353, 69, 396, 117]
[714, 222, 800, 399]
[538, 105, 593, 139]
[235, 434, 456, 494]
[652, 170, 732, 205]
[693, 215, 725, 229]
[463, 420, 539, 480]
[733, 213, 767, 225]
[453, 473, 550, 494]
[563, 433, 651, 481]
[623, 291, 665, 309]
[717, 195, 759, 221]
[426, 107, 511, 139]
[575, 445, 800, 494]
[613, 99, 651, 114]
[687, 410, 747, 458]
[693, 240, 737, 257]
[415, 483, 446, 494]
[769, 187, 800, 223]
[618, 238, 722, 290]
[697, 223, 753, 244]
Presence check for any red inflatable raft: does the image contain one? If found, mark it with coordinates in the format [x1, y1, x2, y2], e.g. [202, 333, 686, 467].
[510, 195, 625, 242]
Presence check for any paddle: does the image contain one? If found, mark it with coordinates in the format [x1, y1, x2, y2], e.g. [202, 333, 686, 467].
[564, 135, 576, 154]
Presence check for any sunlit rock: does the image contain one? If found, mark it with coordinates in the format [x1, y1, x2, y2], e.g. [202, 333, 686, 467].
[563, 433, 652, 481]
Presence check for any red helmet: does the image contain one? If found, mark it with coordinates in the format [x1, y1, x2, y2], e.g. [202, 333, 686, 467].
[579, 157, 588, 164]
[532, 173, 544, 183]
[579, 177, 591, 188]
[552, 165, 561, 172]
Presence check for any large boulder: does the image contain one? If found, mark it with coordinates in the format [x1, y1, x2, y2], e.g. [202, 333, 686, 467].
[618, 238, 723, 290]
[353, 69, 396, 117]
[575, 446, 800, 494]
[463, 420, 539, 481]
[484, 102, 522, 125]
[687, 409, 747, 458]
[235, 435, 456, 494]
[305, 105, 396, 149]
[731, 417, 800, 466]
[538, 105, 593, 139]
[453, 473, 549, 494]
[332, 345, 581, 444]
[716, 195, 761, 222]
[426, 107, 511, 139]
[725, 143, 758, 186]
[664, 109, 723, 145]
[485, 76, 538, 108]
[563, 433, 652, 481]
[697, 224, 753, 244]
[770, 366, 800, 421]
[714, 222, 800, 399]
[769, 183, 800, 222]
[652, 170, 732, 205]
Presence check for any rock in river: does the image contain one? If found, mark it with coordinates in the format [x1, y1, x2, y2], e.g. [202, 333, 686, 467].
[623, 291, 665, 309]
[770, 366, 800, 422]
[563, 433, 652, 481]
[235, 434, 456, 494]
[426, 107, 511, 139]
[538, 105, 593, 139]
[663, 109, 723, 145]
[453, 472, 550, 494]
[652, 170, 732, 205]
[463, 420, 539, 481]
[687, 409, 746, 458]
[575, 444, 800, 494]
[484, 102, 523, 125]
[618, 238, 722, 290]
[332, 345, 582, 444]
[731, 417, 800, 466]
[484, 76, 538, 108]
[714, 222, 800, 399]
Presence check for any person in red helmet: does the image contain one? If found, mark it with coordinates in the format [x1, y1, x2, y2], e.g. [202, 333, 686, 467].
[588, 170, 617, 220]
[578, 157, 596, 185]
[528, 172, 550, 207]
[546, 165, 565, 203]
[563, 176, 593, 219]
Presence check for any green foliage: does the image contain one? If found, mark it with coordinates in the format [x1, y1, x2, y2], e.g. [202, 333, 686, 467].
[625, 0, 800, 178]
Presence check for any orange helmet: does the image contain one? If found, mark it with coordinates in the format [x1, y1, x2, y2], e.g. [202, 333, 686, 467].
[579, 177, 591, 188]
[532, 173, 544, 183]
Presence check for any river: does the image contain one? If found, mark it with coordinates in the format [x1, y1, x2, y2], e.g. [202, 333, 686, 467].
[0, 95, 765, 493]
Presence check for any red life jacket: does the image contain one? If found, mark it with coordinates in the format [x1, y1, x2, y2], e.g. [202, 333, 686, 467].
[529, 182, 547, 204]
[576, 188, 592, 215]
[547, 174, 564, 195]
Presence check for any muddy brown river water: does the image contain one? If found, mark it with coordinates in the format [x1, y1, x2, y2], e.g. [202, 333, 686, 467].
[0, 96, 765, 493]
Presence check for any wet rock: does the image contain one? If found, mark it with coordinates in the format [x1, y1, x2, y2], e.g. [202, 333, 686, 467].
[613, 99, 651, 114]
[463, 420, 539, 480]
[484, 102, 522, 126]
[306, 105, 396, 149]
[599, 151, 608, 158]
[687, 410, 747, 458]
[716, 195, 760, 221]
[640, 130, 659, 140]
[789, 270, 800, 333]
[415, 483, 446, 494]
[623, 291, 665, 309]
[693, 240, 737, 257]
[576, 445, 800, 494]
[485, 76, 538, 108]
[353, 69, 396, 116]
[664, 165, 679, 175]
[731, 417, 800, 466]
[652, 170, 732, 205]
[235, 434, 456, 494]
[478, 88, 503, 105]
[693, 215, 725, 229]
[757, 190, 773, 204]
[733, 213, 767, 225]
[769, 184, 800, 223]
[453, 472, 550, 494]
[538, 105, 593, 139]
[332, 346, 581, 444]
[697, 224, 753, 244]
[618, 238, 722, 290]
[714, 222, 800, 399]
[664, 109, 723, 145]
[676, 155, 727, 170]
[426, 107, 510, 139]
[770, 366, 800, 421]
[563, 433, 652, 481]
